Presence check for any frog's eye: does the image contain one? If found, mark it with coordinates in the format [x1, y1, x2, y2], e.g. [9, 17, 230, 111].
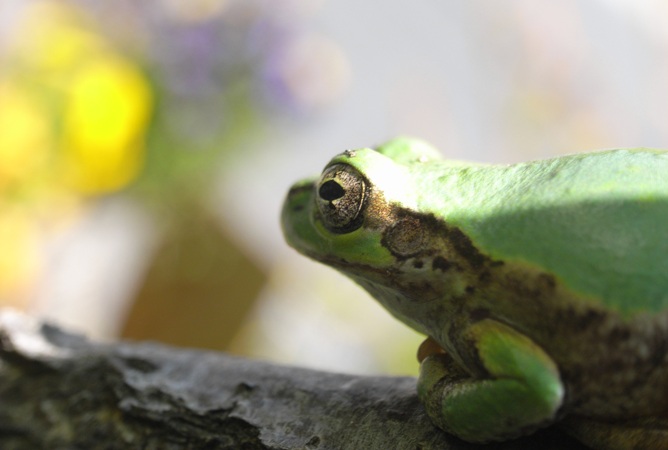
[316, 164, 367, 233]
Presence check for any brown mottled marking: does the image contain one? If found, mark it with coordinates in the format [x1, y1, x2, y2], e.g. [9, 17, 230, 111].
[432, 256, 452, 272]
[537, 273, 557, 292]
[446, 227, 489, 269]
[478, 271, 492, 283]
[469, 308, 490, 321]
[381, 210, 495, 273]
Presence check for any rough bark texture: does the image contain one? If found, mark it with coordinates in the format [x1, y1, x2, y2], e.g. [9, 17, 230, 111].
[0, 309, 587, 449]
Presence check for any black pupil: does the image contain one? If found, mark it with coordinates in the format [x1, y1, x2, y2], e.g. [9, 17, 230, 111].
[319, 180, 345, 201]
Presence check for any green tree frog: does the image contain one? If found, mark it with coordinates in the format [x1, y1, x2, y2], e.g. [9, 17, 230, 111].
[281, 138, 668, 449]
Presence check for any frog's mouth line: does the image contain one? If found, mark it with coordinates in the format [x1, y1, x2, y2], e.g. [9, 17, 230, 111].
[304, 250, 445, 304]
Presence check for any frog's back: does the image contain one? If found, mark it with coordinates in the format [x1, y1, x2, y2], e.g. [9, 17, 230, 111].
[429, 149, 668, 316]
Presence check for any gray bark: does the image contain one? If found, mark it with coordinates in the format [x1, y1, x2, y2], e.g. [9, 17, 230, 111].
[0, 309, 586, 449]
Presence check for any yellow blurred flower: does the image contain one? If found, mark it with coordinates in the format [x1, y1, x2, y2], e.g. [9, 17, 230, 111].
[61, 56, 152, 194]
[0, 0, 153, 304]
[0, 83, 51, 191]
[4, 0, 153, 196]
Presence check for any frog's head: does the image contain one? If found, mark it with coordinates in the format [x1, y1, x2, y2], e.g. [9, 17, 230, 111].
[282, 138, 460, 333]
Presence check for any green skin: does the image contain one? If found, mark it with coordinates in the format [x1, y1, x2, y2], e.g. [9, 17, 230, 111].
[281, 138, 668, 449]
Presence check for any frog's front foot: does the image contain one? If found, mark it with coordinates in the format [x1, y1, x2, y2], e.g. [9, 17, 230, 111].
[417, 319, 564, 443]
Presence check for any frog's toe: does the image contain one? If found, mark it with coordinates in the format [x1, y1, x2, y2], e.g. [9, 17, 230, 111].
[417, 336, 447, 362]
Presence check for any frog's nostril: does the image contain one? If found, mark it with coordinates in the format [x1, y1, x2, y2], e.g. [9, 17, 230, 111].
[319, 180, 345, 201]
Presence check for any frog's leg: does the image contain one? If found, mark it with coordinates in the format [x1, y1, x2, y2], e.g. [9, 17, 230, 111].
[560, 415, 668, 450]
[417, 318, 564, 442]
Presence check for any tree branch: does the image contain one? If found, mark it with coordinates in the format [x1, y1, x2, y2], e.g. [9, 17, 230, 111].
[0, 309, 586, 449]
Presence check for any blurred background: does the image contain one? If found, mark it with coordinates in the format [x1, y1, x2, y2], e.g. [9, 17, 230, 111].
[1, 0, 667, 376]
